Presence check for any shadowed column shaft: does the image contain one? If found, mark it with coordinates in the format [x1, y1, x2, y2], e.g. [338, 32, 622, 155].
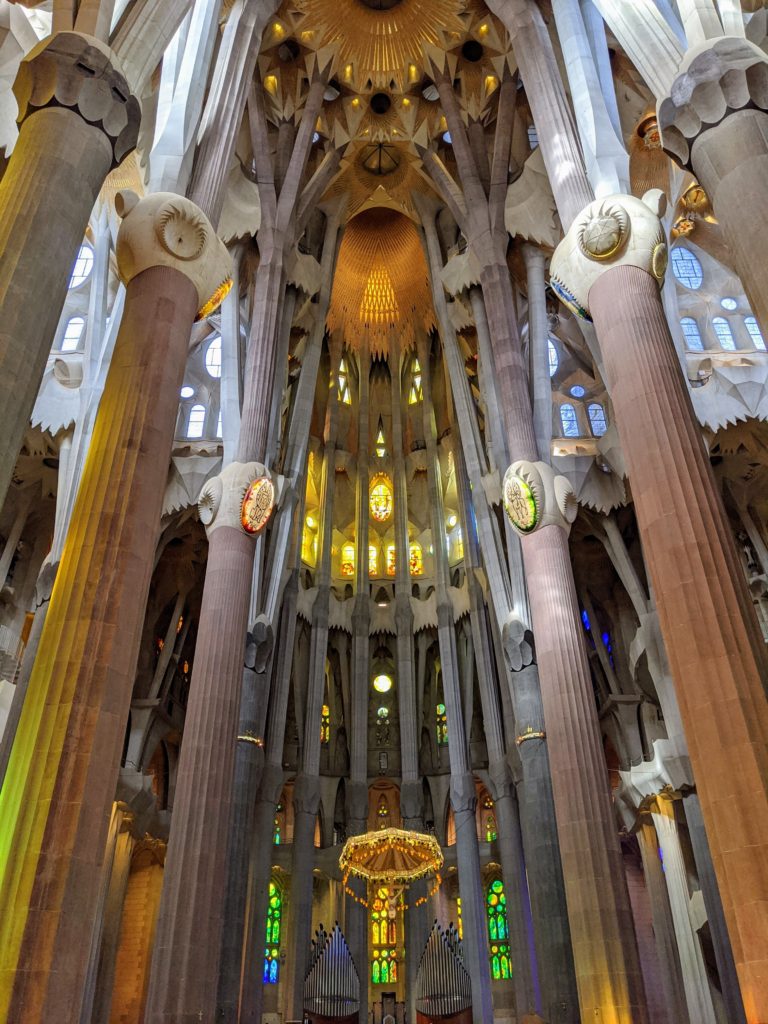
[590, 264, 768, 1024]
[0, 106, 113, 511]
[0, 265, 197, 1023]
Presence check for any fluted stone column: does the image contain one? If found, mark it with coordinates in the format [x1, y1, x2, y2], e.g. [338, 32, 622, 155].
[552, 189, 768, 1024]
[0, 31, 139, 510]
[651, 798, 716, 1024]
[659, 36, 768, 330]
[0, 191, 228, 1022]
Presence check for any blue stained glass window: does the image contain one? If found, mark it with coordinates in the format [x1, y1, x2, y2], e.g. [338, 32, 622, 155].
[680, 317, 704, 351]
[712, 317, 736, 351]
[581, 609, 590, 630]
[671, 247, 703, 289]
[560, 403, 579, 437]
[745, 316, 766, 351]
[588, 403, 607, 437]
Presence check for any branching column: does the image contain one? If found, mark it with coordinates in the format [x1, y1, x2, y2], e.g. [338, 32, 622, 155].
[0, 192, 228, 1022]
[0, 31, 139, 512]
[552, 189, 768, 1023]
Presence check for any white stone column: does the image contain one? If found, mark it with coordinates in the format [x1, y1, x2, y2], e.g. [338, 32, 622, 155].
[651, 799, 717, 1024]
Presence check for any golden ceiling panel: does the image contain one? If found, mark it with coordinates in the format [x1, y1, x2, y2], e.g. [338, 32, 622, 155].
[294, 0, 469, 92]
[328, 208, 435, 356]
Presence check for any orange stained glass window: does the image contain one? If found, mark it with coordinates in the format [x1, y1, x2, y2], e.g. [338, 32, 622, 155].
[370, 473, 394, 522]
[369, 544, 379, 577]
[341, 543, 355, 577]
[386, 544, 396, 577]
[409, 542, 423, 575]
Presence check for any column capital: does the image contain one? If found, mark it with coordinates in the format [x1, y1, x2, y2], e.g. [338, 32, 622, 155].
[293, 772, 322, 816]
[115, 190, 232, 320]
[450, 772, 478, 815]
[658, 35, 768, 169]
[13, 32, 140, 167]
[197, 462, 280, 538]
[549, 190, 669, 323]
[502, 460, 578, 537]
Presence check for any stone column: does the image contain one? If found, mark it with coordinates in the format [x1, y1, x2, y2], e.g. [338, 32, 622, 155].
[0, 31, 139, 510]
[522, 244, 553, 463]
[651, 798, 717, 1024]
[659, 37, 768, 331]
[636, 820, 689, 1024]
[0, 190, 228, 1023]
[552, 189, 768, 1024]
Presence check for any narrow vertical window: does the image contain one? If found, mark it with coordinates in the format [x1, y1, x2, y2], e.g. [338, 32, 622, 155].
[745, 316, 766, 350]
[409, 357, 423, 404]
[320, 704, 330, 745]
[205, 335, 222, 377]
[588, 403, 607, 437]
[560, 402, 579, 437]
[712, 317, 736, 351]
[263, 881, 283, 983]
[187, 404, 206, 438]
[680, 317, 704, 351]
[61, 316, 85, 352]
[338, 357, 352, 404]
[341, 543, 355, 578]
[69, 244, 94, 288]
[486, 879, 511, 980]
[409, 542, 423, 576]
[436, 703, 448, 745]
[371, 887, 398, 983]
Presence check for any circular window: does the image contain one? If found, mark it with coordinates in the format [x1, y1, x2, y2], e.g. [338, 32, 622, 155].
[570, 384, 586, 398]
[370, 93, 392, 115]
[721, 297, 738, 311]
[180, 385, 195, 399]
[462, 40, 484, 62]
[373, 674, 393, 693]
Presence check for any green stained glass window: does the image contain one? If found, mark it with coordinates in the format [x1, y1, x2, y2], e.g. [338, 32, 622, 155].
[486, 879, 511, 981]
[264, 881, 282, 983]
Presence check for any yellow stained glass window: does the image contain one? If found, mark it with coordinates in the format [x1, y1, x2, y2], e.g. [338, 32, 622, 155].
[376, 423, 387, 459]
[320, 704, 330, 744]
[409, 542, 423, 576]
[341, 543, 355, 578]
[369, 544, 379, 577]
[409, 357, 423, 405]
[338, 357, 352, 405]
[370, 473, 393, 522]
[386, 544, 396, 577]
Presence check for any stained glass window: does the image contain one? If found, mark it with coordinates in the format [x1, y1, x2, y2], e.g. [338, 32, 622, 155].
[487, 879, 511, 981]
[386, 543, 396, 577]
[409, 542, 423, 576]
[560, 403, 579, 437]
[61, 316, 85, 352]
[680, 317, 704, 351]
[745, 316, 766, 350]
[369, 544, 379, 577]
[457, 896, 463, 939]
[371, 887, 398, 983]
[274, 803, 283, 845]
[320, 704, 330, 744]
[264, 881, 282, 983]
[713, 317, 736, 351]
[338, 358, 352, 404]
[548, 339, 559, 377]
[671, 246, 703, 289]
[409, 357, 423, 404]
[483, 796, 497, 842]
[205, 335, 222, 378]
[370, 474, 394, 522]
[341, 543, 355, 578]
[436, 703, 448, 745]
[588, 403, 607, 437]
[376, 419, 387, 458]
[373, 674, 392, 694]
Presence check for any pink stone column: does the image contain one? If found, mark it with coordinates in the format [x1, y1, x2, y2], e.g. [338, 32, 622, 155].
[0, 189, 228, 1021]
[0, 32, 138, 511]
[589, 265, 768, 1024]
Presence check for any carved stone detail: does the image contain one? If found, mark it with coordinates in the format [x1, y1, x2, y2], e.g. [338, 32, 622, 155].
[658, 36, 768, 169]
[13, 31, 140, 167]
[197, 461, 278, 537]
[115, 191, 232, 320]
[502, 460, 578, 536]
[549, 190, 667, 322]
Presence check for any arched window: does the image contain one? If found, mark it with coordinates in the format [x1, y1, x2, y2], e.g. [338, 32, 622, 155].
[712, 317, 736, 351]
[187, 404, 206, 438]
[680, 317, 704, 351]
[341, 543, 355, 577]
[320, 704, 330, 745]
[302, 513, 318, 567]
[69, 244, 94, 288]
[483, 795, 497, 842]
[745, 316, 766, 350]
[371, 887, 398, 984]
[548, 338, 559, 377]
[409, 357, 423, 405]
[560, 403, 579, 437]
[370, 473, 394, 522]
[386, 543, 396, 577]
[338, 357, 352, 404]
[368, 544, 379, 577]
[263, 881, 283, 983]
[409, 542, 423, 576]
[588, 403, 608, 437]
[61, 316, 85, 352]
[671, 247, 703, 289]
[486, 879, 511, 981]
[436, 703, 448, 745]
[205, 335, 222, 377]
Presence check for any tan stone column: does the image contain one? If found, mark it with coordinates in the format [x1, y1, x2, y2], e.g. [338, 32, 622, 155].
[0, 31, 139, 511]
[552, 190, 768, 1024]
[0, 192, 229, 1023]
[658, 37, 768, 331]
